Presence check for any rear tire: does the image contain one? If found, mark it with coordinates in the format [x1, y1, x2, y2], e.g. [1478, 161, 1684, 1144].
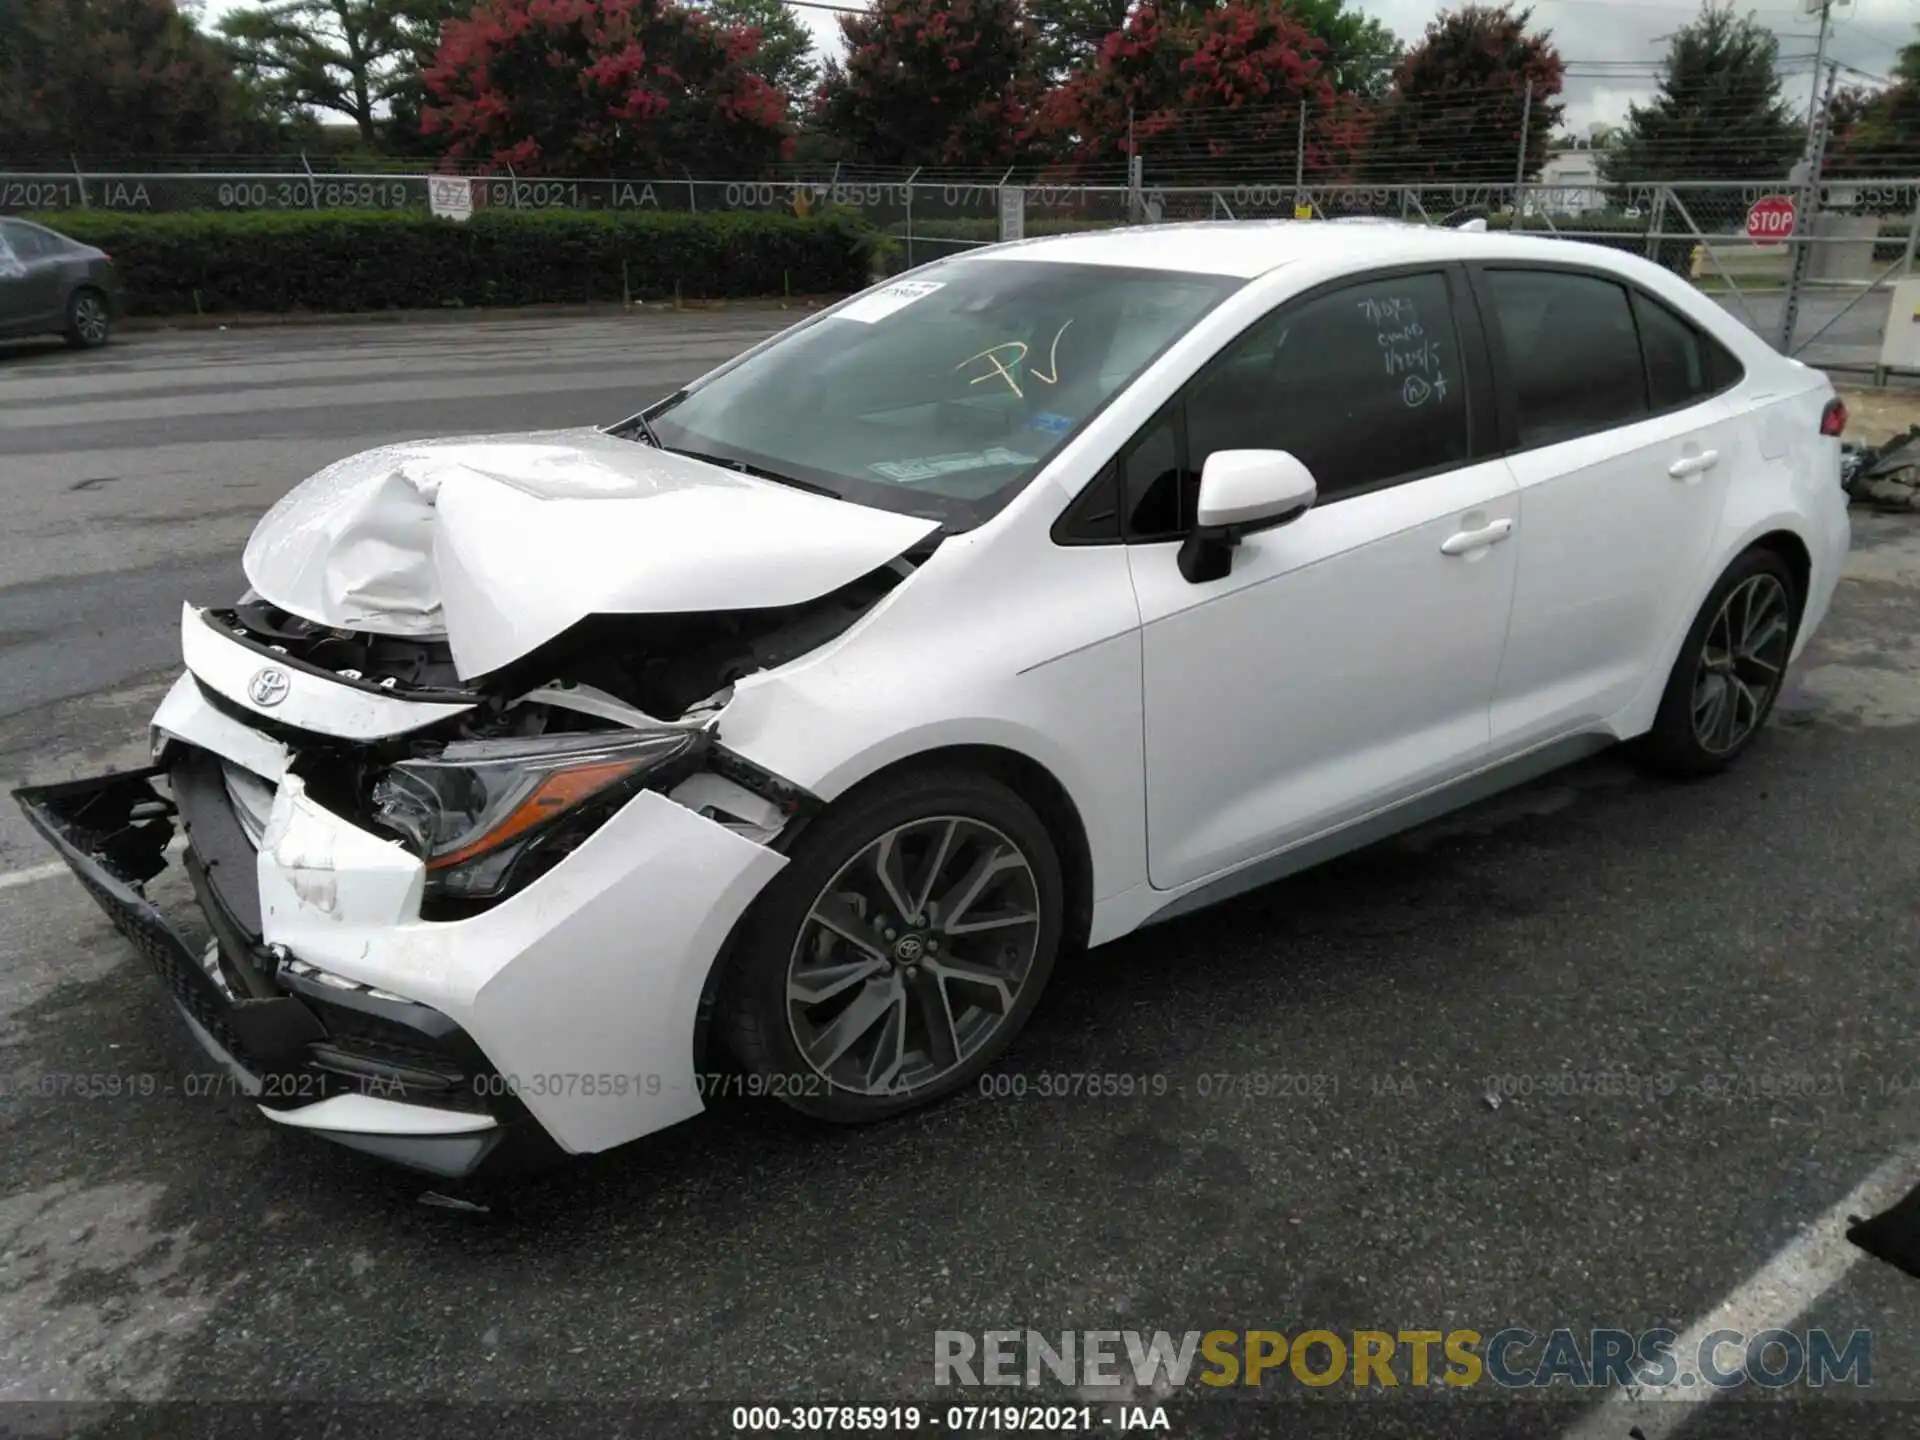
[718, 767, 1064, 1124]
[1633, 548, 1800, 777]
[64, 288, 111, 348]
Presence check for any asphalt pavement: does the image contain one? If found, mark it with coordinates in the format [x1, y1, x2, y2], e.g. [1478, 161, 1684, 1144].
[3, 317, 1920, 1439]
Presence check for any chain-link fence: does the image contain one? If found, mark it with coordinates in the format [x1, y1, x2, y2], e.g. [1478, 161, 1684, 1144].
[5, 164, 1919, 374]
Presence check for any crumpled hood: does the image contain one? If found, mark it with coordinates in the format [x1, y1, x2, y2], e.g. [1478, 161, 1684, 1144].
[241, 428, 940, 679]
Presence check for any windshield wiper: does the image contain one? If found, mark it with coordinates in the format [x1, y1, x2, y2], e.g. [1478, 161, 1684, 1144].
[612, 391, 684, 447]
[663, 448, 841, 499]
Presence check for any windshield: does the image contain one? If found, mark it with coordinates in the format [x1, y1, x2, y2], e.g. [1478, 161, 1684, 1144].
[647, 258, 1244, 530]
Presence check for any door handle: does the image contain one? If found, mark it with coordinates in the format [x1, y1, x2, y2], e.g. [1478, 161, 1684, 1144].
[1669, 450, 1720, 480]
[1440, 518, 1514, 557]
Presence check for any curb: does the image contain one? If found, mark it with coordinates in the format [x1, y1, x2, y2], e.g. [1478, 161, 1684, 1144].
[119, 296, 853, 333]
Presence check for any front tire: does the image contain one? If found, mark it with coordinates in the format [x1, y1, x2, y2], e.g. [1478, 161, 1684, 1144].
[1634, 548, 1799, 776]
[64, 288, 111, 349]
[718, 768, 1065, 1123]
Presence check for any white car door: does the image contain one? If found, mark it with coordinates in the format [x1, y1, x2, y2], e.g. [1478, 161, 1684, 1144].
[1472, 266, 1744, 748]
[1126, 267, 1522, 893]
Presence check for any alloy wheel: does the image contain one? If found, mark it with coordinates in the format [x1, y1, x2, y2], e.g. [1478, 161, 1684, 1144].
[786, 816, 1042, 1096]
[72, 294, 108, 345]
[1690, 573, 1791, 756]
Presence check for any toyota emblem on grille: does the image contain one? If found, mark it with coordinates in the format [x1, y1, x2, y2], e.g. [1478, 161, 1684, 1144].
[248, 667, 291, 707]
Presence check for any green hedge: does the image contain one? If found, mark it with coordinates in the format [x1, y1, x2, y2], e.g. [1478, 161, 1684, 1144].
[27, 208, 877, 316]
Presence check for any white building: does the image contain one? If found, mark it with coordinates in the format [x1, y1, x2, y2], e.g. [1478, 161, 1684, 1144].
[1526, 148, 1608, 215]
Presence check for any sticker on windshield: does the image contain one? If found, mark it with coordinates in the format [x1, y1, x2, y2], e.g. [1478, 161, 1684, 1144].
[834, 279, 945, 324]
[871, 448, 1035, 483]
[1029, 411, 1075, 435]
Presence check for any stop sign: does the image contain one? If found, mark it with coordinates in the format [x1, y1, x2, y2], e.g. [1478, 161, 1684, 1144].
[1746, 195, 1796, 246]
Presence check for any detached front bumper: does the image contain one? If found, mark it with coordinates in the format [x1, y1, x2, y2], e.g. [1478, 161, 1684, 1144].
[17, 736, 788, 1175]
[14, 769, 537, 1178]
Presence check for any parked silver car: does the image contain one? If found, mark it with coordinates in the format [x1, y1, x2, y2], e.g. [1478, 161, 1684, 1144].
[0, 217, 121, 348]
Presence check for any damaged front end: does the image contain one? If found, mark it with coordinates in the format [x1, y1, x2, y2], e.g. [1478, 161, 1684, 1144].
[15, 422, 944, 1175]
[12, 555, 924, 1176]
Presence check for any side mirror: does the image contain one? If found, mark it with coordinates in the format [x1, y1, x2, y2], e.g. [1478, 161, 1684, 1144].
[1179, 450, 1317, 584]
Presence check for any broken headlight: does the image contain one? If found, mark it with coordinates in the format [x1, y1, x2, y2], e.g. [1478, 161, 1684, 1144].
[370, 727, 706, 899]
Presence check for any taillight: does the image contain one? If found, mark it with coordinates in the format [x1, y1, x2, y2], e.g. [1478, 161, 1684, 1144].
[1821, 398, 1848, 437]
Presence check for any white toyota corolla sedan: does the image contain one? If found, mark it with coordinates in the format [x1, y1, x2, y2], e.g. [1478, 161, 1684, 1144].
[18, 222, 1850, 1177]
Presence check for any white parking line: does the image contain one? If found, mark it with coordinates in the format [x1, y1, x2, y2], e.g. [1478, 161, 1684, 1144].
[0, 836, 187, 895]
[1560, 1149, 1920, 1440]
[0, 861, 72, 893]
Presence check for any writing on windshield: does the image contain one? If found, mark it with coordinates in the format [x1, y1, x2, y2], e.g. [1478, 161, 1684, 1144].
[954, 320, 1075, 400]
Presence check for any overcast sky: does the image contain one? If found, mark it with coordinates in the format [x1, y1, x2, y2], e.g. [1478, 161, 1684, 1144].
[198, 0, 1918, 133]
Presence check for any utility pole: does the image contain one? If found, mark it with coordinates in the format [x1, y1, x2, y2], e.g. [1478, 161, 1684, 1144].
[1127, 106, 1141, 224]
[1295, 104, 1307, 191]
[1780, 61, 1839, 353]
[1804, 0, 1839, 150]
[1515, 81, 1534, 206]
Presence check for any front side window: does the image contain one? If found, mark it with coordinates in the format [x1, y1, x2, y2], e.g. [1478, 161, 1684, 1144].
[1485, 269, 1649, 448]
[648, 259, 1242, 531]
[1123, 270, 1471, 539]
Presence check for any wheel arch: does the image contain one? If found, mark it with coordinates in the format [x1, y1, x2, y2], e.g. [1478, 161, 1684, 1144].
[690, 741, 1097, 1072]
[1613, 519, 1819, 743]
[1747, 527, 1812, 625]
[67, 280, 110, 310]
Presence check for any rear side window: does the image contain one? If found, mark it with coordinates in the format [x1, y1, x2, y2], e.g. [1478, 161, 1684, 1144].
[1485, 269, 1649, 448]
[1633, 291, 1744, 411]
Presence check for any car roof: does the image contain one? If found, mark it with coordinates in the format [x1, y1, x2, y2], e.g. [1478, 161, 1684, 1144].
[978, 219, 1641, 280]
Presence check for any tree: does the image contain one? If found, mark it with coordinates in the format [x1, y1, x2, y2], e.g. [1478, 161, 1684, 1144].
[1833, 28, 1919, 175]
[701, 0, 818, 101]
[0, 0, 273, 160]
[1599, 2, 1801, 184]
[1038, 1, 1349, 181]
[1029, 0, 1127, 84]
[1032, 0, 1396, 96]
[220, 0, 463, 147]
[1283, 0, 1400, 99]
[816, 0, 1041, 170]
[1363, 4, 1564, 184]
[423, 0, 793, 174]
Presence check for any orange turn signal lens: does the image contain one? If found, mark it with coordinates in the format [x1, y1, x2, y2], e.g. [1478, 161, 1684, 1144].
[426, 756, 645, 871]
